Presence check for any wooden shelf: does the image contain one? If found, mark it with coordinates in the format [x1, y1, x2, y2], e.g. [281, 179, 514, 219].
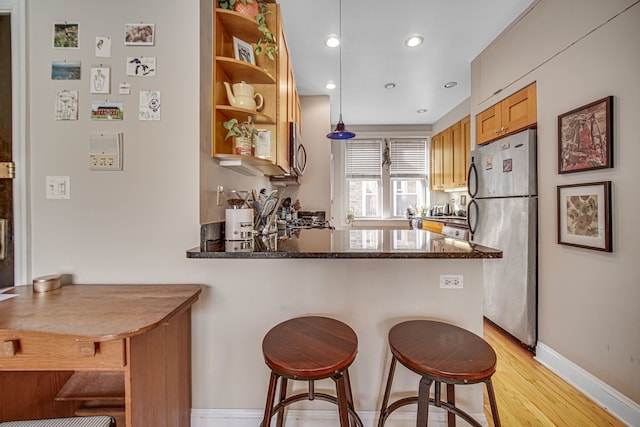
[216, 57, 276, 84]
[214, 153, 286, 176]
[55, 371, 125, 402]
[215, 105, 274, 124]
[216, 8, 263, 40]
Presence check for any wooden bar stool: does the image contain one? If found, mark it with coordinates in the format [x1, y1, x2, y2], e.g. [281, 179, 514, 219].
[378, 320, 501, 427]
[260, 316, 363, 427]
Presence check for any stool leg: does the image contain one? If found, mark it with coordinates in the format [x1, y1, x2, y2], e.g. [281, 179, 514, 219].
[377, 356, 398, 427]
[262, 372, 280, 427]
[343, 369, 358, 427]
[334, 372, 351, 427]
[417, 376, 433, 427]
[446, 384, 456, 427]
[485, 378, 501, 427]
[275, 377, 289, 427]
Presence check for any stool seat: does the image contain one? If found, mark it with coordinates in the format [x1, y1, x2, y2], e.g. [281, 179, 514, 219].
[379, 320, 501, 427]
[389, 320, 496, 383]
[261, 316, 363, 427]
[263, 316, 357, 380]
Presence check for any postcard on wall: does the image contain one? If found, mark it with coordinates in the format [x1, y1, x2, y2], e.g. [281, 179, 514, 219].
[51, 61, 81, 80]
[90, 67, 111, 94]
[124, 23, 155, 46]
[126, 56, 156, 77]
[53, 22, 79, 48]
[95, 36, 112, 58]
[139, 90, 161, 121]
[55, 90, 78, 120]
[90, 100, 124, 120]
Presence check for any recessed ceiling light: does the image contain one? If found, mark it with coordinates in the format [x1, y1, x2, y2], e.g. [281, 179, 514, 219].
[417, 108, 428, 114]
[325, 35, 340, 48]
[404, 35, 424, 48]
[325, 81, 336, 90]
[384, 82, 396, 89]
[444, 81, 458, 88]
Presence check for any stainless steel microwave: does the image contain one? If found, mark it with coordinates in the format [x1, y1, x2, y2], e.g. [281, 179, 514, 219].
[290, 122, 307, 176]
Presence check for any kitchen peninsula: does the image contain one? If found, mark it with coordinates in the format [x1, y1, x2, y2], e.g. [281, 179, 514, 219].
[187, 227, 500, 259]
[187, 228, 501, 424]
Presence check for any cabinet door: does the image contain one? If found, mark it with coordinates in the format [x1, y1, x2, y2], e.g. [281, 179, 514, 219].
[476, 104, 501, 145]
[275, 7, 290, 172]
[442, 127, 453, 189]
[430, 133, 444, 191]
[451, 120, 467, 188]
[462, 115, 471, 174]
[501, 82, 537, 135]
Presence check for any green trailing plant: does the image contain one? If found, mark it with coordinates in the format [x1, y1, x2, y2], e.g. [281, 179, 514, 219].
[254, 1, 278, 60]
[218, 0, 278, 61]
[223, 116, 258, 140]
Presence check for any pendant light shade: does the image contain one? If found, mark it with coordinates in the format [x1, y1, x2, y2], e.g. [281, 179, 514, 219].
[327, 0, 355, 140]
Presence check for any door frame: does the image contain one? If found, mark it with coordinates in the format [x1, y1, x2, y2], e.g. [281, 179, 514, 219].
[0, 0, 27, 284]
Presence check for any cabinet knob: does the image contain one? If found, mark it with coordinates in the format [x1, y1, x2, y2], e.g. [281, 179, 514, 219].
[500, 126, 506, 132]
[493, 130, 499, 135]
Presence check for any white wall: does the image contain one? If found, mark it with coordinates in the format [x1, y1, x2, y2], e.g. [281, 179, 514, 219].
[27, 0, 207, 281]
[471, 0, 640, 407]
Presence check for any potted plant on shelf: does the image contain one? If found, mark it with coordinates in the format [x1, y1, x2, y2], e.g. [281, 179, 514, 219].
[223, 116, 258, 156]
[218, 0, 278, 60]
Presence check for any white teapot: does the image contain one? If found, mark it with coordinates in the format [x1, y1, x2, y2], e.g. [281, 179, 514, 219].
[224, 81, 264, 112]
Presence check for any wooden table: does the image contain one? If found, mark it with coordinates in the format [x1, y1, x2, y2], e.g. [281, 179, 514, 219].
[0, 284, 201, 426]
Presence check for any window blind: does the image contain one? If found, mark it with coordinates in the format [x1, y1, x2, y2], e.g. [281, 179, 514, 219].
[389, 139, 427, 177]
[345, 140, 382, 178]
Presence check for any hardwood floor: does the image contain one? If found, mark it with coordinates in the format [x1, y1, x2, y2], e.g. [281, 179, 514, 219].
[483, 320, 625, 426]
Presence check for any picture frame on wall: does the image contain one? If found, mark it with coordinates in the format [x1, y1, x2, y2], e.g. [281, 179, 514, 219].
[53, 22, 79, 48]
[557, 181, 612, 252]
[233, 36, 255, 65]
[558, 96, 613, 174]
[124, 23, 155, 46]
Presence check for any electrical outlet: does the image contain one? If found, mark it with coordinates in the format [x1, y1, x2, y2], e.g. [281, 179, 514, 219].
[217, 185, 224, 206]
[440, 274, 463, 289]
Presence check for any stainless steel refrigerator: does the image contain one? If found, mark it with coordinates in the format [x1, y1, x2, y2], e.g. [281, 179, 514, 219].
[467, 129, 537, 349]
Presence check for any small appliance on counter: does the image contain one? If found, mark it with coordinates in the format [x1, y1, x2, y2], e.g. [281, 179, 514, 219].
[224, 190, 254, 252]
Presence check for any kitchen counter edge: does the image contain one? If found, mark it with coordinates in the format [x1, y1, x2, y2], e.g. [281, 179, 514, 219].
[186, 247, 502, 259]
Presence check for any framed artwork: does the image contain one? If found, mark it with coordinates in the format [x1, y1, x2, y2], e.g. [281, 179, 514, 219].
[558, 96, 613, 173]
[53, 22, 79, 48]
[557, 181, 612, 252]
[233, 36, 255, 65]
[125, 23, 155, 46]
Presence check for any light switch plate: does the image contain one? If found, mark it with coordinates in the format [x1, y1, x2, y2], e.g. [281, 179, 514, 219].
[46, 176, 70, 199]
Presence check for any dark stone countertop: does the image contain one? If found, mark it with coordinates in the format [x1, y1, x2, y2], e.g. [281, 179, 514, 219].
[186, 228, 501, 259]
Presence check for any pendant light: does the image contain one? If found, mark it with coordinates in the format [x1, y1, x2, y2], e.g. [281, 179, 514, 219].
[326, 0, 355, 140]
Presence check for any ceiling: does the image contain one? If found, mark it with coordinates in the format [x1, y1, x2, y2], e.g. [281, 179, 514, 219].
[278, 0, 534, 126]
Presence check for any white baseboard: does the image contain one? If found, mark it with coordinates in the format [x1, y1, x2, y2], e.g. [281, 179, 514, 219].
[535, 341, 640, 427]
[190, 408, 488, 427]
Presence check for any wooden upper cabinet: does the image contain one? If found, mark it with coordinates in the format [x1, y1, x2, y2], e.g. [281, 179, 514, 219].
[476, 82, 537, 145]
[431, 115, 470, 191]
[212, 4, 299, 176]
[430, 133, 445, 191]
[452, 117, 470, 188]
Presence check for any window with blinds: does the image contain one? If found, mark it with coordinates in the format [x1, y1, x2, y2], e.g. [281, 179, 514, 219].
[345, 140, 382, 178]
[343, 138, 428, 219]
[389, 139, 427, 177]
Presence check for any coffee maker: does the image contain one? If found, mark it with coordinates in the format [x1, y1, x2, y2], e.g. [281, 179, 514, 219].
[224, 190, 254, 252]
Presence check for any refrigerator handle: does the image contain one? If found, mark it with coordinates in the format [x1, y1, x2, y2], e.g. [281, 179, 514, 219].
[468, 158, 478, 199]
[467, 198, 479, 237]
